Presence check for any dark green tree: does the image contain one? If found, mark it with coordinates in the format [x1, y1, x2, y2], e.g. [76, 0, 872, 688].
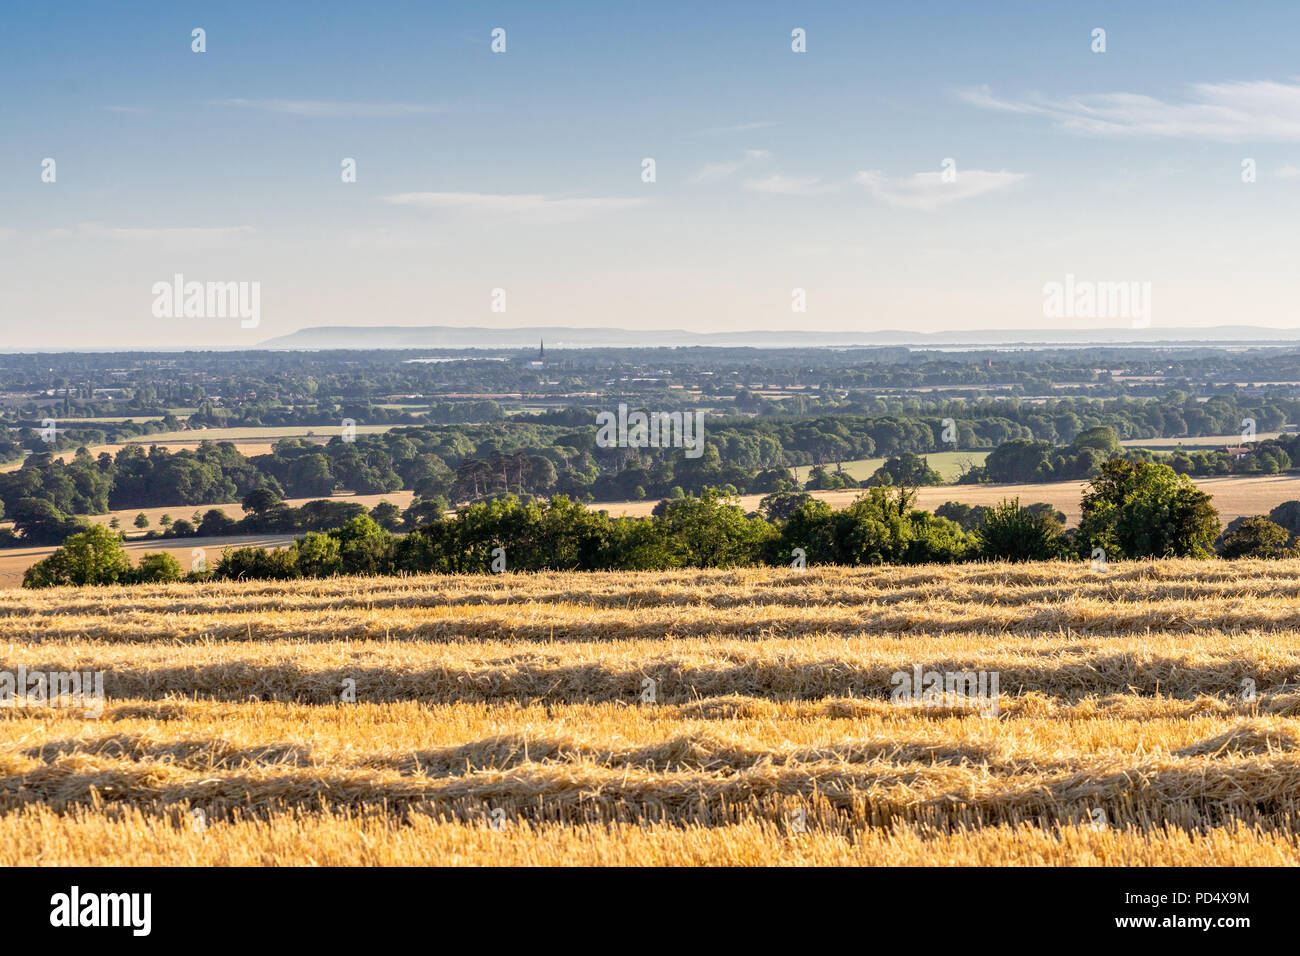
[134, 552, 185, 583]
[1077, 459, 1220, 559]
[867, 452, 943, 487]
[1219, 516, 1298, 559]
[976, 497, 1065, 561]
[23, 525, 133, 587]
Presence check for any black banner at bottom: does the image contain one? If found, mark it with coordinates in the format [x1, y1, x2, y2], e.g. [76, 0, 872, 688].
[2, 865, 1273, 943]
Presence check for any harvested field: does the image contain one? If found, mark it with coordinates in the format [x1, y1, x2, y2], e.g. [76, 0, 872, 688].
[0, 425, 397, 473]
[5, 473, 1294, 588]
[0, 534, 298, 590]
[2, 561, 1299, 865]
[790, 451, 990, 484]
[75, 491, 416, 537]
[0, 492, 415, 587]
[0, 442, 281, 473]
[600, 473, 1300, 527]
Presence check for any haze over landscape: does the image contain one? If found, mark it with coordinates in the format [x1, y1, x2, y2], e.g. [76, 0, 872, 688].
[254, 323, 1300, 351]
[6, 1, 1300, 348]
[8, 0, 1300, 890]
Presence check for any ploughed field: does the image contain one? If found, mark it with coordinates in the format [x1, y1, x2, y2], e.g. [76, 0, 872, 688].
[3, 561, 1300, 865]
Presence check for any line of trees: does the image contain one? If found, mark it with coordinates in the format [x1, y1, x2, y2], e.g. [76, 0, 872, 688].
[5, 390, 1295, 532]
[24, 458, 1300, 589]
[966, 426, 1299, 483]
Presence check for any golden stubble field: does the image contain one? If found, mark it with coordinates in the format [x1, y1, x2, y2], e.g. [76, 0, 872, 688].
[3, 560, 1300, 865]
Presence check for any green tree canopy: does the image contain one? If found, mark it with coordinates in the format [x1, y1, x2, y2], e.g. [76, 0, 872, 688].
[1219, 516, 1298, 559]
[23, 525, 133, 587]
[1078, 459, 1220, 559]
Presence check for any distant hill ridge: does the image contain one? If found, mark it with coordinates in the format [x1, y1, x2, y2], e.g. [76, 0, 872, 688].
[257, 324, 1300, 351]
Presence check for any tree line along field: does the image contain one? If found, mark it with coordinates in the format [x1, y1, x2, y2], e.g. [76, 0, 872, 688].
[0, 440, 283, 474]
[8, 470, 1299, 539]
[6, 472, 1300, 588]
[601, 472, 1300, 526]
[0, 425, 395, 476]
[0, 428, 380, 474]
[3, 561, 1300, 865]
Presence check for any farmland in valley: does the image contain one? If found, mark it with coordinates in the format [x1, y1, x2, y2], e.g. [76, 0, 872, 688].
[0, 424, 397, 473]
[0, 492, 417, 587]
[0, 534, 298, 589]
[1121, 432, 1285, 450]
[598, 473, 1300, 527]
[3, 561, 1299, 865]
[790, 450, 989, 484]
[6, 474, 1300, 588]
[75, 491, 418, 537]
[0, 442, 283, 473]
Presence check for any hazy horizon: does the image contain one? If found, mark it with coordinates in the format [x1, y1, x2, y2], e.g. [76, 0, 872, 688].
[8, 321, 1300, 355]
[5, 0, 1300, 348]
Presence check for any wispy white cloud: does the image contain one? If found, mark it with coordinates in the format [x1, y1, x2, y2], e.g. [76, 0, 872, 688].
[697, 121, 778, 135]
[381, 192, 646, 220]
[743, 174, 833, 196]
[216, 98, 442, 117]
[854, 169, 1025, 210]
[104, 105, 151, 114]
[689, 149, 771, 184]
[1277, 164, 1300, 179]
[41, 222, 255, 244]
[693, 150, 832, 194]
[960, 79, 1300, 141]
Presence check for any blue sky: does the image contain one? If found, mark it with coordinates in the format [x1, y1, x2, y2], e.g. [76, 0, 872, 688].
[4, 0, 1300, 347]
